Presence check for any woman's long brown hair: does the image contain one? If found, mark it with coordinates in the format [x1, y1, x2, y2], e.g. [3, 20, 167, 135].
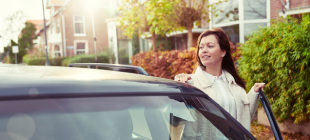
[195, 28, 246, 90]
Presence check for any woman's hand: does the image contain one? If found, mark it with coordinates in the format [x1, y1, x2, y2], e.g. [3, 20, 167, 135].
[254, 83, 266, 92]
[174, 74, 191, 83]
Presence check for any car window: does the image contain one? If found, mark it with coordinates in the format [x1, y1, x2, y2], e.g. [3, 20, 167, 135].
[0, 96, 254, 140]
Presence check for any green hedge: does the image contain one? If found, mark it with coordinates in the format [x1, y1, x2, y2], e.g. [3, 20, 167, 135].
[23, 51, 115, 66]
[62, 52, 114, 66]
[238, 15, 310, 123]
[23, 57, 67, 66]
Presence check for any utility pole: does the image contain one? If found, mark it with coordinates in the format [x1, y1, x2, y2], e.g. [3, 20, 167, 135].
[42, 0, 50, 66]
[91, 9, 98, 63]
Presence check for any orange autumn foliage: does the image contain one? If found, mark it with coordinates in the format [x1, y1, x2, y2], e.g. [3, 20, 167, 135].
[132, 43, 239, 79]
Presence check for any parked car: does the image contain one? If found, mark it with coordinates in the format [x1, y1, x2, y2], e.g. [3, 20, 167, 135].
[68, 63, 149, 75]
[0, 64, 282, 140]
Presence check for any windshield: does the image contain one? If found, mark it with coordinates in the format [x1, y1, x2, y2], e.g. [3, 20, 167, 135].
[0, 96, 253, 140]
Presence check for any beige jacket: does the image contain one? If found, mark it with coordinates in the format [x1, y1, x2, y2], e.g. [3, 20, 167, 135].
[187, 66, 259, 131]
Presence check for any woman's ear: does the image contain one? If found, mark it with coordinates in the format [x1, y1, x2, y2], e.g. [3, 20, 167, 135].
[221, 50, 226, 57]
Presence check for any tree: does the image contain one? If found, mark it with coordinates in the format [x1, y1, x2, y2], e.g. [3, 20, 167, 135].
[16, 22, 37, 63]
[3, 11, 26, 44]
[173, 0, 225, 49]
[131, 29, 140, 55]
[118, 0, 177, 51]
[118, 0, 225, 50]
[3, 40, 18, 64]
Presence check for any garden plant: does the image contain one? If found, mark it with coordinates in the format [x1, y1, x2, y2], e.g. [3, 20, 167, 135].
[238, 15, 310, 123]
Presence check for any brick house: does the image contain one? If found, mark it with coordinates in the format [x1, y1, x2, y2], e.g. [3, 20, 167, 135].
[201, 0, 310, 46]
[37, 0, 112, 59]
[139, 0, 310, 51]
[36, 0, 309, 64]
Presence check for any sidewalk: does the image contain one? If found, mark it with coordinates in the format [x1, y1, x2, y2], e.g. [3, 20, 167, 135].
[251, 121, 310, 140]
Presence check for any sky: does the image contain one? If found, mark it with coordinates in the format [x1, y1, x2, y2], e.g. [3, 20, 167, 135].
[0, 0, 50, 52]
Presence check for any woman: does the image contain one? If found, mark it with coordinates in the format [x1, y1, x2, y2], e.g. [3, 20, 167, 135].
[175, 28, 265, 131]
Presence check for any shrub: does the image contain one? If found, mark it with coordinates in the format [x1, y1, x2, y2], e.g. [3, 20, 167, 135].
[23, 57, 67, 66]
[132, 48, 197, 79]
[118, 48, 129, 64]
[50, 57, 67, 66]
[132, 42, 240, 79]
[2, 56, 10, 64]
[238, 15, 310, 123]
[23, 57, 45, 65]
[62, 52, 113, 66]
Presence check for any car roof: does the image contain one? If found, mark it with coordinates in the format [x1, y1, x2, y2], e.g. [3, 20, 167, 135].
[0, 65, 205, 99]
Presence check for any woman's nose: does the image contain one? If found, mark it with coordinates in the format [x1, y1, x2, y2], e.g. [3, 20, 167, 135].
[201, 47, 208, 53]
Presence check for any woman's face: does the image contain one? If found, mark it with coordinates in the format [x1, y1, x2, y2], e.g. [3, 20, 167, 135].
[198, 35, 226, 67]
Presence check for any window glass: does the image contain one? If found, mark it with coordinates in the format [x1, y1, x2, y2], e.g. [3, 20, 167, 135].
[76, 50, 84, 55]
[212, 0, 239, 24]
[116, 27, 130, 64]
[74, 16, 85, 34]
[0, 96, 254, 140]
[221, 24, 240, 45]
[54, 45, 60, 50]
[118, 40, 130, 64]
[77, 42, 85, 49]
[49, 23, 53, 34]
[56, 19, 60, 33]
[54, 44, 61, 57]
[244, 23, 267, 40]
[75, 23, 84, 34]
[52, 21, 56, 34]
[76, 42, 86, 55]
[244, 0, 267, 20]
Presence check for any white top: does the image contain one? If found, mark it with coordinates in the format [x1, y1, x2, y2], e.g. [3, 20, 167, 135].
[204, 71, 237, 119]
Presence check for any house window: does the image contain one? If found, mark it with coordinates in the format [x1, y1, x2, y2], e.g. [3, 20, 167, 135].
[222, 24, 240, 45]
[49, 23, 53, 34]
[74, 16, 85, 36]
[56, 19, 60, 33]
[212, 0, 239, 24]
[244, 23, 267, 40]
[51, 22, 56, 34]
[244, 0, 267, 20]
[54, 44, 61, 57]
[75, 41, 88, 55]
[210, 0, 270, 43]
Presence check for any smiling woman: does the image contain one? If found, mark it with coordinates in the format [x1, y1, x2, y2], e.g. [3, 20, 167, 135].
[198, 34, 227, 75]
[175, 28, 265, 133]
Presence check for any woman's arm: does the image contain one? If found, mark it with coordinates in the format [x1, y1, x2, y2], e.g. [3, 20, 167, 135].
[247, 86, 260, 119]
[247, 83, 266, 119]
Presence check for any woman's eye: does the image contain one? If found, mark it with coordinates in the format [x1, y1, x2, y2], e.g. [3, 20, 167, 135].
[208, 45, 214, 48]
[199, 46, 203, 49]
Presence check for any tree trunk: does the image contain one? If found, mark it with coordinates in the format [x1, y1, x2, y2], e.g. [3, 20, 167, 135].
[187, 25, 193, 50]
[152, 32, 156, 51]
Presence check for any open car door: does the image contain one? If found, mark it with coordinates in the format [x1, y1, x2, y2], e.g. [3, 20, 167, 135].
[259, 89, 283, 140]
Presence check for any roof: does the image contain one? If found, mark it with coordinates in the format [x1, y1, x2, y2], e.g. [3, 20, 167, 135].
[49, 0, 74, 18]
[0, 65, 205, 100]
[36, 22, 50, 36]
[36, 0, 72, 34]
